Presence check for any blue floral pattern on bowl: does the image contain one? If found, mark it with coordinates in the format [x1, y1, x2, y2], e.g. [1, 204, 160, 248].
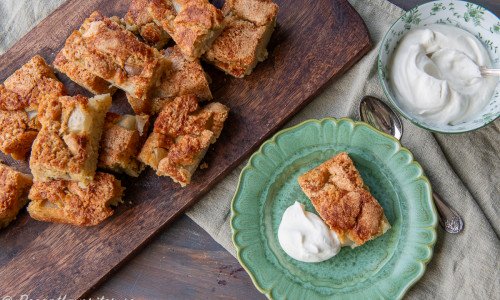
[378, 0, 500, 133]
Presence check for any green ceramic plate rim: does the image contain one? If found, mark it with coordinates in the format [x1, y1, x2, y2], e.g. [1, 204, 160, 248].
[377, 0, 500, 134]
[230, 117, 438, 299]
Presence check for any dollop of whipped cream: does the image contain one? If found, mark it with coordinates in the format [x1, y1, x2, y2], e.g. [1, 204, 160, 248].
[278, 202, 340, 263]
[390, 24, 498, 125]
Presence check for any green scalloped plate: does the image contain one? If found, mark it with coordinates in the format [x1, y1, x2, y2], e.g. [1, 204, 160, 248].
[231, 118, 438, 299]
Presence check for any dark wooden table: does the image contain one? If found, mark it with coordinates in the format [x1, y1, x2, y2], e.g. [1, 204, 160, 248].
[90, 0, 500, 298]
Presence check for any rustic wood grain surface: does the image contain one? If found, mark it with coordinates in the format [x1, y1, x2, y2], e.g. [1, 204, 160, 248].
[0, 0, 372, 298]
[88, 0, 500, 299]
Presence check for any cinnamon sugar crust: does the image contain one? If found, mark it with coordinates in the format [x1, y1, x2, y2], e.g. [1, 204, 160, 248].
[124, 0, 171, 49]
[298, 152, 390, 247]
[204, 0, 277, 77]
[28, 172, 123, 226]
[53, 51, 117, 95]
[60, 11, 169, 100]
[223, 0, 278, 26]
[126, 45, 212, 114]
[0, 163, 33, 228]
[149, 0, 225, 60]
[0, 55, 65, 159]
[138, 94, 228, 186]
[30, 94, 111, 184]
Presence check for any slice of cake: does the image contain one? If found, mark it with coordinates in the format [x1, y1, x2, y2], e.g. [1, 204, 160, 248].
[53, 51, 117, 95]
[126, 45, 212, 114]
[28, 172, 123, 226]
[298, 152, 390, 248]
[124, 0, 171, 49]
[59, 11, 169, 101]
[138, 94, 228, 186]
[149, 0, 225, 60]
[0, 55, 65, 159]
[98, 113, 150, 177]
[204, 0, 278, 78]
[0, 163, 33, 228]
[30, 94, 111, 184]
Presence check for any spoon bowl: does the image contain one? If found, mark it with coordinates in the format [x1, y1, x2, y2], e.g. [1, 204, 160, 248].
[359, 96, 403, 140]
[359, 96, 464, 234]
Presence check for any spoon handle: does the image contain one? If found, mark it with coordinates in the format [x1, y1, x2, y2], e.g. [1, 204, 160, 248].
[433, 192, 464, 233]
[480, 67, 500, 77]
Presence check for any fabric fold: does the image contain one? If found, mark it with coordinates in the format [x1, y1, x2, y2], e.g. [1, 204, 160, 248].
[187, 0, 500, 298]
[1, 0, 498, 298]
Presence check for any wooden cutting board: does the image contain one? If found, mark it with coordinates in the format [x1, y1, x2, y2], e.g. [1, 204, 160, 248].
[0, 0, 371, 297]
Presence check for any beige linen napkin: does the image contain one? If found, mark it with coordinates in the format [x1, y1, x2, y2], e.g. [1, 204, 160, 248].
[1, 0, 498, 298]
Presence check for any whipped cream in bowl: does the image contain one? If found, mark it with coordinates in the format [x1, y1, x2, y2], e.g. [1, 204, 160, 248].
[378, 1, 500, 133]
[390, 24, 497, 126]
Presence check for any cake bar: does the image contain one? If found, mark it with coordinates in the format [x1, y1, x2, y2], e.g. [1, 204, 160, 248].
[298, 152, 391, 247]
[30, 94, 111, 184]
[59, 11, 169, 100]
[53, 51, 117, 95]
[28, 172, 123, 226]
[99, 113, 150, 177]
[126, 45, 212, 114]
[149, 0, 225, 60]
[0, 163, 33, 228]
[138, 94, 228, 186]
[0, 55, 65, 159]
[124, 0, 171, 49]
[204, 0, 278, 77]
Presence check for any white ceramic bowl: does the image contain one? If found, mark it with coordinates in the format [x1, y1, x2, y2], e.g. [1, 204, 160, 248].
[378, 0, 500, 133]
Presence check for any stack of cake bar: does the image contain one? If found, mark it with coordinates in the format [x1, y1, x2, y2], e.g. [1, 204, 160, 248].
[0, 0, 278, 227]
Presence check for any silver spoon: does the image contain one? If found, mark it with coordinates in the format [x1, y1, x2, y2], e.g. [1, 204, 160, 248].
[359, 96, 464, 234]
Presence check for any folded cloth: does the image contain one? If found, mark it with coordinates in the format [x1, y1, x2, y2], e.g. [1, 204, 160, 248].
[187, 0, 500, 299]
[1, 0, 498, 298]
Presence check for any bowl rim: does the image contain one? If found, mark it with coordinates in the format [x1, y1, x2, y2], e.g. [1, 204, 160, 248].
[378, 0, 500, 134]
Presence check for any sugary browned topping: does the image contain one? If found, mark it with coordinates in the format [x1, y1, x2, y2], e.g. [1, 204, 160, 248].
[141, 23, 171, 49]
[0, 163, 32, 228]
[204, 0, 277, 78]
[138, 94, 228, 186]
[205, 17, 267, 78]
[0, 55, 65, 159]
[223, 0, 278, 26]
[299, 152, 365, 194]
[124, 0, 170, 48]
[153, 94, 225, 137]
[157, 46, 212, 100]
[148, 0, 177, 33]
[0, 84, 26, 111]
[0, 111, 39, 160]
[126, 45, 212, 115]
[61, 11, 168, 100]
[4, 56, 59, 99]
[0, 55, 65, 111]
[22, 77, 66, 111]
[31, 96, 92, 176]
[149, 0, 224, 59]
[30, 126, 87, 179]
[27, 172, 123, 226]
[98, 113, 149, 177]
[298, 152, 390, 246]
[53, 51, 117, 95]
[157, 130, 213, 184]
[30, 94, 111, 184]
[125, 0, 157, 27]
